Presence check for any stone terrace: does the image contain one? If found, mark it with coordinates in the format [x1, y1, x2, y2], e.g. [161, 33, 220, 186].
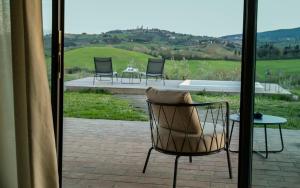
[64, 77, 291, 95]
[63, 118, 300, 188]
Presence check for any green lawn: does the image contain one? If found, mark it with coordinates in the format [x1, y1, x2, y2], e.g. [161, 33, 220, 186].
[60, 46, 300, 129]
[63, 90, 300, 129]
[192, 92, 300, 129]
[64, 91, 147, 121]
[256, 59, 300, 80]
[62, 46, 300, 81]
[170, 60, 240, 80]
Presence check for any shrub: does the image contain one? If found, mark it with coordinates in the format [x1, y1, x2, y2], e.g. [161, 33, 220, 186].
[165, 57, 190, 80]
[65, 66, 92, 74]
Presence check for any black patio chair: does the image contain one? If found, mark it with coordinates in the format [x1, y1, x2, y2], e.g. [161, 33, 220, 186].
[143, 88, 232, 188]
[93, 57, 118, 85]
[141, 58, 165, 86]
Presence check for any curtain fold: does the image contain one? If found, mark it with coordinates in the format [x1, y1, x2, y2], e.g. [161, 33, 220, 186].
[8, 0, 59, 187]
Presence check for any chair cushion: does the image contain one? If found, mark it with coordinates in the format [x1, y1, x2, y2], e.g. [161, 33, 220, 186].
[153, 123, 225, 153]
[146, 87, 202, 134]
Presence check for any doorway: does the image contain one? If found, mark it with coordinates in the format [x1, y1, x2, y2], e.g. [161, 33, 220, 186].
[47, 0, 299, 187]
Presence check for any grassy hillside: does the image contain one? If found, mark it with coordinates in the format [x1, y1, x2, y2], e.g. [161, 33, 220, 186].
[64, 46, 152, 73]
[58, 28, 241, 60]
[45, 27, 300, 62]
[63, 46, 300, 82]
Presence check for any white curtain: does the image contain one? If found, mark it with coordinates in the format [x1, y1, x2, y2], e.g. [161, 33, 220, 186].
[0, 0, 59, 187]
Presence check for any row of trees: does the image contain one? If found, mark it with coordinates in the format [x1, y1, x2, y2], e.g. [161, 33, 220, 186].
[257, 43, 300, 59]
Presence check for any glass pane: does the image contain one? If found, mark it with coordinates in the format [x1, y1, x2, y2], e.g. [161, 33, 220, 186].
[252, 1, 300, 187]
[42, 0, 52, 87]
[0, 0, 19, 186]
[63, 0, 244, 187]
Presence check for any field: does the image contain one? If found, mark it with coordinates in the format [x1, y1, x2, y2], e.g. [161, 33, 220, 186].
[62, 46, 300, 82]
[59, 46, 300, 129]
[64, 90, 147, 121]
[63, 90, 300, 129]
[193, 92, 300, 129]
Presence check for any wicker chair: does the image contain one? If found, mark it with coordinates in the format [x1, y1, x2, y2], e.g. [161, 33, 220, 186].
[143, 88, 232, 188]
[141, 58, 165, 85]
[93, 57, 118, 85]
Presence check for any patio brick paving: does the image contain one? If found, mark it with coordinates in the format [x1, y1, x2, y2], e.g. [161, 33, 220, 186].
[63, 118, 300, 188]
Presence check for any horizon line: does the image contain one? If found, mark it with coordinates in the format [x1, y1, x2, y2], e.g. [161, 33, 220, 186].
[43, 26, 300, 37]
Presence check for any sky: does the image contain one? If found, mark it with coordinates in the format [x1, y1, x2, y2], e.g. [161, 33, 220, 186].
[42, 0, 300, 37]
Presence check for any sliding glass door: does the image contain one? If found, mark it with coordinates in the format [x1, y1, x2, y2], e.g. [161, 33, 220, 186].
[252, 1, 300, 187]
[51, 0, 288, 187]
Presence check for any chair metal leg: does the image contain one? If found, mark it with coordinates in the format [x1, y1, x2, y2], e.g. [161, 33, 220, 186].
[228, 121, 239, 153]
[229, 121, 234, 146]
[173, 156, 180, 188]
[93, 76, 96, 86]
[226, 148, 233, 179]
[142, 147, 153, 173]
[189, 156, 192, 163]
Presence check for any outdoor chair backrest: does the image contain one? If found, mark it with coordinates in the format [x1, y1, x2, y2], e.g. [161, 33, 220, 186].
[146, 58, 165, 75]
[146, 87, 228, 154]
[146, 87, 202, 134]
[94, 57, 113, 74]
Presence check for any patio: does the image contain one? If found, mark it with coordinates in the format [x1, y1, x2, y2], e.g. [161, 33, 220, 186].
[63, 118, 300, 188]
[64, 77, 291, 95]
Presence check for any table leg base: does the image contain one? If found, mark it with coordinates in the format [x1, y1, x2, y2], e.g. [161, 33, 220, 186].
[228, 123, 284, 159]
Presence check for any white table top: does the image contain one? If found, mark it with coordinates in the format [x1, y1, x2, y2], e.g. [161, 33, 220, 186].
[229, 113, 287, 125]
[123, 67, 139, 73]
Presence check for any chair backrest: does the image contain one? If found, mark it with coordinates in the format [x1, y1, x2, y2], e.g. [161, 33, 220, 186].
[146, 87, 202, 134]
[146, 58, 165, 75]
[94, 57, 113, 74]
[146, 87, 228, 154]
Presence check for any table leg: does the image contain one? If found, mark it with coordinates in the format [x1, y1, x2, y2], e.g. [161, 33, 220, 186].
[121, 72, 124, 83]
[264, 124, 269, 158]
[253, 124, 269, 159]
[254, 124, 269, 158]
[254, 123, 285, 158]
[139, 73, 142, 83]
[278, 124, 284, 152]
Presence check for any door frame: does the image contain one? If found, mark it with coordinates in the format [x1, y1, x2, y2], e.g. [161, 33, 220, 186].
[51, 0, 258, 187]
[238, 0, 258, 187]
[51, 0, 65, 187]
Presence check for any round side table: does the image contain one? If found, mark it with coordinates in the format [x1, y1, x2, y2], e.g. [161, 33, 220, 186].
[229, 114, 287, 158]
